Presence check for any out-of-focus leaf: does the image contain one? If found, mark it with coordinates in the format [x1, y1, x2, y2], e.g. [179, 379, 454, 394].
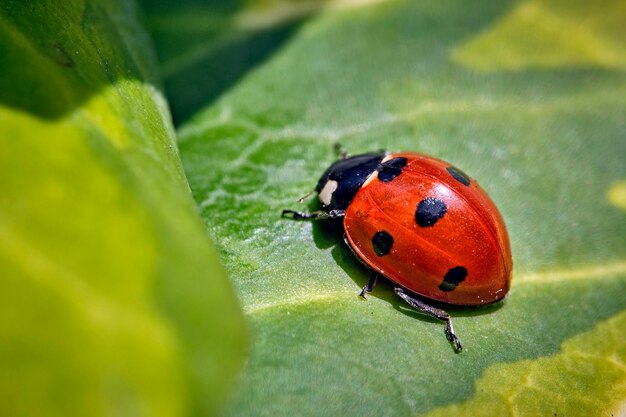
[151, 0, 626, 416]
[139, 0, 322, 124]
[0, 1, 245, 417]
[452, 0, 626, 71]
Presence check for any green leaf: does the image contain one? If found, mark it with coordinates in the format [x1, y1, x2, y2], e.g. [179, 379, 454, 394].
[160, 0, 626, 416]
[0, 2, 245, 417]
[452, 0, 626, 71]
[421, 309, 626, 417]
[141, 0, 318, 124]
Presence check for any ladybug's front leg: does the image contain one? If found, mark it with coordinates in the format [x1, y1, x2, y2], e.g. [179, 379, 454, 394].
[394, 287, 463, 353]
[281, 209, 345, 220]
[333, 143, 349, 159]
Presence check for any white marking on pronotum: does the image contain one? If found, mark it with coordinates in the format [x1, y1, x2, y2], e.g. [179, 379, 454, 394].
[362, 153, 393, 188]
[319, 180, 338, 205]
[362, 170, 379, 188]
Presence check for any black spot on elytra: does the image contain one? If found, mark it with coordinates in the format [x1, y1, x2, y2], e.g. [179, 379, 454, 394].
[439, 266, 467, 292]
[446, 166, 471, 186]
[415, 197, 447, 227]
[377, 157, 408, 182]
[372, 231, 393, 256]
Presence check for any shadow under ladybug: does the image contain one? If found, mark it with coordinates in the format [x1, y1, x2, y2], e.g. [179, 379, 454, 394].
[282, 149, 513, 353]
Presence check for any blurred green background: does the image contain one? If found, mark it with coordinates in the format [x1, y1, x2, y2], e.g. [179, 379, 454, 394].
[1, 0, 625, 416]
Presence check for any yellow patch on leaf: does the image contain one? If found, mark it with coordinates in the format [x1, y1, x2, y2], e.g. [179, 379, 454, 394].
[451, 0, 626, 71]
[421, 309, 626, 417]
[608, 180, 626, 212]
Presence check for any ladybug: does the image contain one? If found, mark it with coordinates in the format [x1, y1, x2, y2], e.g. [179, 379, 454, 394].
[282, 150, 512, 352]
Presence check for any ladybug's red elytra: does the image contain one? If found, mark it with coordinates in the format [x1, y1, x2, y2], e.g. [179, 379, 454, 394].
[282, 150, 512, 352]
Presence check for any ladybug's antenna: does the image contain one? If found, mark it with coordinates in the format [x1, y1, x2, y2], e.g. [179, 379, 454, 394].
[297, 190, 315, 203]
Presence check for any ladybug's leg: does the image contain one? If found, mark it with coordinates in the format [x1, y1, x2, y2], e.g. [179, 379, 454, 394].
[340, 234, 378, 298]
[281, 209, 345, 220]
[394, 287, 463, 353]
[333, 143, 349, 159]
[359, 270, 378, 299]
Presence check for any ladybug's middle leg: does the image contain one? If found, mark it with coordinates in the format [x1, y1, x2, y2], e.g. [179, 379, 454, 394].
[281, 209, 345, 220]
[394, 287, 463, 353]
[359, 270, 378, 299]
[340, 234, 379, 298]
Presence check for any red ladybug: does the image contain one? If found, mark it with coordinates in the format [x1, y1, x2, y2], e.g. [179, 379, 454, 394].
[283, 151, 512, 352]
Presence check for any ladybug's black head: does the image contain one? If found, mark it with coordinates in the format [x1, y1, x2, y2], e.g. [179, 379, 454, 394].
[315, 152, 386, 211]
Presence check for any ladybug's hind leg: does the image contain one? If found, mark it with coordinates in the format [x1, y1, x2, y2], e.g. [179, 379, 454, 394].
[281, 209, 345, 220]
[394, 288, 463, 353]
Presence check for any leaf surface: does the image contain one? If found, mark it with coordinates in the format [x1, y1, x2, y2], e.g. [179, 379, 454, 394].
[0, 2, 245, 417]
[153, 0, 626, 415]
